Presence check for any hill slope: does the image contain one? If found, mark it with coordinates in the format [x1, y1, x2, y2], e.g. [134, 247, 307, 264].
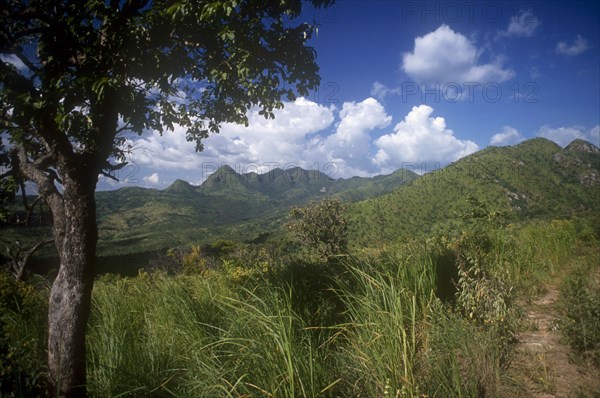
[93, 166, 417, 254]
[349, 138, 600, 245]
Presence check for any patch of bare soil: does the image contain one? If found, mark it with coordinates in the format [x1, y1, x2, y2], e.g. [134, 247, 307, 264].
[515, 283, 600, 397]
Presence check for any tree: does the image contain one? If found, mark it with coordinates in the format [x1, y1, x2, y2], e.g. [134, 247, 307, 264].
[288, 198, 348, 260]
[0, 0, 332, 395]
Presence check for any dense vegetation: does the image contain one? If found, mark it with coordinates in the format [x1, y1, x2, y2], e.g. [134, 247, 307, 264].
[2, 215, 599, 396]
[351, 139, 600, 245]
[1, 138, 599, 396]
[1, 166, 416, 260]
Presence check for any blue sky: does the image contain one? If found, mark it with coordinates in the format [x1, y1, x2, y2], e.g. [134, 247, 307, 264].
[99, 0, 600, 190]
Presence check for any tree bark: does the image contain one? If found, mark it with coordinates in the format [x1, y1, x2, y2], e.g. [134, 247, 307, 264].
[46, 169, 98, 397]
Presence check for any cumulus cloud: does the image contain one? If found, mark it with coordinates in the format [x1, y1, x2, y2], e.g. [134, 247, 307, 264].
[123, 98, 485, 182]
[143, 172, 160, 186]
[537, 125, 600, 147]
[208, 97, 335, 166]
[127, 97, 335, 173]
[402, 25, 514, 86]
[374, 105, 479, 171]
[556, 35, 589, 56]
[305, 97, 392, 177]
[497, 9, 540, 38]
[490, 126, 525, 146]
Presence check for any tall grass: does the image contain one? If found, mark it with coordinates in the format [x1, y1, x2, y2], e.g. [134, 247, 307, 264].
[333, 247, 437, 397]
[215, 286, 337, 397]
[87, 271, 339, 397]
[3, 218, 589, 396]
[559, 247, 600, 367]
[87, 272, 230, 396]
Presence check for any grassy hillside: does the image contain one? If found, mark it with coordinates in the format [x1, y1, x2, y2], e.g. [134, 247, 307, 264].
[2, 138, 597, 261]
[2, 139, 599, 396]
[0, 165, 415, 259]
[6, 217, 598, 396]
[349, 138, 600, 245]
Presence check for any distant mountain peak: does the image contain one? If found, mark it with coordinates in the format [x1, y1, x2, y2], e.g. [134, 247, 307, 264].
[199, 164, 253, 194]
[164, 179, 196, 194]
[565, 139, 600, 155]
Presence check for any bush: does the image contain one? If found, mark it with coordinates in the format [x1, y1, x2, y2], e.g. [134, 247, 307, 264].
[560, 265, 600, 366]
[454, 231, 516, 361]
[287, 198, 349, 261]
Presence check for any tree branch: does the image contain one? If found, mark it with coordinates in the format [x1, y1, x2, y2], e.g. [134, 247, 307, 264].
[3, 237, 54, 281]
[11, 45, 40, 74]
[25, 195, 43, 226]
[10, 145, 65, 240]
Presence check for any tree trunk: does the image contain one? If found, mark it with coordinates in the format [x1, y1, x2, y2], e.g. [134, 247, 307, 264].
[47, 172, 98, 397]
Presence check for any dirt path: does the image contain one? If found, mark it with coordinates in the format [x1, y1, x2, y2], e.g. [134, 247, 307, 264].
[516, 282, 599, 397]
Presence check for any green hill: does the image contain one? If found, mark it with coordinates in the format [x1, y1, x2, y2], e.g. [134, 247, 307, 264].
[90, 165, 417, 254]
[163, 179, 198, 196]
[349, 138, 600, 245]
[5, 138, 597, 260]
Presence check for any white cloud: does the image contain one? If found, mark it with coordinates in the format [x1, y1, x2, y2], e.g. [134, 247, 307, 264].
[0, 54, 29, 74]
[490, 126, 525, 146]
[127, 97, 335, 173]
[123, 98, 490, 183]
[143, 172, 160, 186]
[498, 10, 540, 38]
[370, 81, 401, 100]
[374, 105, 479, 171]
[537, 125, 600, 147]
[402, 25, 514, 86]
[209, 97, 335, 166]
[314, 97, 392, 176]
[556, 35, 589, 56]
[592, 125, 600, 143]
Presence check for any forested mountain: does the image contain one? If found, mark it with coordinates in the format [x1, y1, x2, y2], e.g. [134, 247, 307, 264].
[349, 138, 600, 245]
[4, 138, 598, 258]
[92, 165, 418, 254]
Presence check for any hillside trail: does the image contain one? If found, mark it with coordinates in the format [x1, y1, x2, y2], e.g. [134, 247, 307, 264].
[515, 264, 600, 397]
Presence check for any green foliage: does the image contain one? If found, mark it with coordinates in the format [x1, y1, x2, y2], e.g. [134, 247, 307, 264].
[0, 176, 18, 224]
[288, 199, 349, 260]
[91, 166, 412, 258]
[2, 218, 593, 396]
[1, 1, 334, 393]
[349, 138, 600, 246]
[560, 258, 600, 366]
[87, 270, 338, 397]
[0, 272, 48, 396]
[423, 303, 517, 398]
[454, 232, 516, 357]
[334, 249, 437, 397]
[1, 0, 331, 159]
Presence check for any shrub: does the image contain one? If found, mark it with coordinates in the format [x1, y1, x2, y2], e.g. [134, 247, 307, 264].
[560, 265, 600, 366]
[454, 232, 516, 360]
[287, 198, 349, 261]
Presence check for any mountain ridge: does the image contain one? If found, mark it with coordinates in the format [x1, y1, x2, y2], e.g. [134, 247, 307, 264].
[92, 165, 419, 254]
[348, 138, 600, 245]
[6, 138, 598, 258]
